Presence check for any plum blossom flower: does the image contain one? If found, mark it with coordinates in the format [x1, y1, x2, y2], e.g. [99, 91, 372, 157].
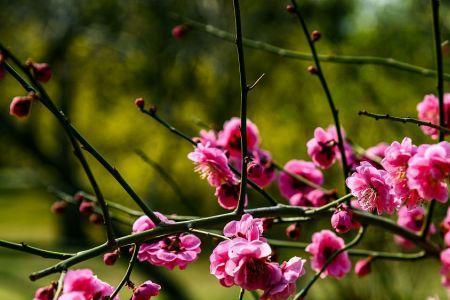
[326, 125, 357, 168]
[33, 284, 55, 300]
[381, 138, 421, 208]
[260, 257, 306, 300]
[132, 214, 201, 270]
[196, 129, 220, 147]
[61, 269, 116, 299]
[346, 161, 398, 215]
[131, 280, 161, 300]
[407, 142, 450, 202]
[306, 230, 351, 278]
[188, 143, 236, 187]
[307, 127, 338, 169]
[210, 239, 236, 287]
[394, 206, 435, 249]
[246, 148, 276, 188]
[223, 213, 264, 241]
[289, 189, 331, 207]
[278, 160, 324, 200]
[215, 182, 246, 210]
[362, 142, 389, 168]
[417, 94, 450, 139]
[218, 117, 260, 158]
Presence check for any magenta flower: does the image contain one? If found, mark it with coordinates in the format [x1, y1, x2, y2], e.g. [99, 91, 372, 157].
[218, 117, 260, 158]
[307, 127, 338, 169]
[210, 239, 236, 287]
[61, 269, 116, 300]
[278, 160, 324, 200]
[215, 182, 246, 210]
[331, 206, 353, 234]
[326, 125, 357, 167]
[305, 230, 351, 278]
[246, 148, 276, 188]
[33, 284, 55, 300]
[365, 142, 389, 160]
[132, 215, 201, 270]
[382, 138, 421, 208]
[346, 161, 398, 215]
[223, 213, 264, 241]
[260, 257, 306, 300]
[188, 143, 236, 187]
[132, 280, 161, 300]
[407, 142, 450, 202]
[417, 94, 450, 139]
[440, 248, 450, 287]
[197, 129, 219, 147]
[394, 206, 435, 249]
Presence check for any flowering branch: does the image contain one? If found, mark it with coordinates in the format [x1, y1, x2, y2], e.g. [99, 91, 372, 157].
[293, 226, 366, 299]
[290, 0, 350, 188]
[358, 110, 450, 134]
[232, 0, 249, 215]
[175, 16, 450, 82]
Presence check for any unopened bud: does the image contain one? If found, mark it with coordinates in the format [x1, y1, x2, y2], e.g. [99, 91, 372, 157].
[262, 218, 274, 231]
[311, 30, 321, 42]
[331, 205, 353, 234]
[149, 105, 157, 115]
[33, 283, 55, 300]
[79, 200, 95, 215]
[354, 257, 373, 277]
[307, 65, 318, 75]
[172, 25, 189, 39]
[103, 251, 119, 266]
[286, 4, 295, 14]
[89, 213, 104, 224]
[9, 95, 34, 118]
[51, 201, 68, 214]
[442, 40, 450, 57]
[285, 222, 301, 240]
[135, 97, 145, 109]
[26, 59, 52, 83]
[73, 191, 84, 202]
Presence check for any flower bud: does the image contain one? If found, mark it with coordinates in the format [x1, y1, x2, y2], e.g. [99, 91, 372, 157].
[262, 218, 274, 231]
[73, 191, 84, 202]
[247, 160, 263, 178]
[51, 201, 68, 214]
[33, 284, 55, 300]
[135, 97, 145, 109]
[307, 65, 318, 75]
[172, 25, 189, 39]
[285, 222, 301, 240]
[149, 104, 157, 115]
[132, 280, 161, 300]
[79, 200, 95, 215]
[103, 251, 119, 266]
[354, 257, 373, 277]
[9, 94, 35, 118]
[286, 4, 295, 14]
[27, 60, 52, 82]
[89, 213, 103, 224]
[331, 206, 353, 233]
[311, 30, 321, 42]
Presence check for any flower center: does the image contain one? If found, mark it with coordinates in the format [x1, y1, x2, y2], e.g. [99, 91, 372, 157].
[359, 187, 377, 211]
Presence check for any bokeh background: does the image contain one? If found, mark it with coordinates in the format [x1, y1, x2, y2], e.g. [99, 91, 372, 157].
[0, 0, 449, 299]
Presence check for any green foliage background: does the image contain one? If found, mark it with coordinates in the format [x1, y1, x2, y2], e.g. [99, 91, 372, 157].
[0, 0, 449, 299]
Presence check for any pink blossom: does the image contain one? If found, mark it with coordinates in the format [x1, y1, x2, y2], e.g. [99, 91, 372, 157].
[346, 161, 398, 215]
[260, 257, 306, 300]
[132, 214, 201, 270]
[307, 127, 337, 169]
[187, 143, 236, 187]
[289, 189, 331, 207]
[62, 269, 116, 300]
[246, 148, 276, 188]
[223, 213, 264, 241]
[440, 248, 450, 287]
[197, 129, 219, 147]
[365, 142, 389, 160]
[131, 280, 161, 300]
[382, 138, 421, 208]
[285, 223, 302, 240]
[33, 284, 55, 300]
[417, 94, 450, 139]
[407, 142, 450, 202]
[210, 239, 236, 287]
[218, 117, 260, 158]
[441, 207, 450, 233]
[394, 206, 435, 249]
[215, 182, 246, 210]
[305, 230, 351, 278]
[326, 125, 356, 167]
[278, 160, 324, 200]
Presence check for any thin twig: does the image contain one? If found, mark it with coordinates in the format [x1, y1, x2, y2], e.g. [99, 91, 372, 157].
[358, 110, 450, 134]
[239, 288, 245, 300]
[175, 16, 450, 82]
[232, 0, 249, 215]
[0, 240, 74, 259]
[52, 271, 66, 300]
[248, 73, 265, 91]
[290, 0, 349, 190]
[108, 244, 140, 299]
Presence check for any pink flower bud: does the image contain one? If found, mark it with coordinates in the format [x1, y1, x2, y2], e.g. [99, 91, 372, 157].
[311, 30, 321, 42]
[262, 218, 274, 231]
[27, 60, 52, 83]
[33, 283, 55, 300]
[51, 201, 68, 214]
[103, 251, 119, 266]
[172, 25, 189, 39]
[132, 280, 161, 300]
[331, 206, 353, 233]
[73, 191, 84, 202]
[79, 200, 95, 215]
[286, 4, 295, 13]
[9, 95, 34, 118]
[135, 97, 145, 109]
[285, 222, 301, 240]
[354, 257, 373, 277]
[89, 213, 103, 224]
[247, 160, 263, 178]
